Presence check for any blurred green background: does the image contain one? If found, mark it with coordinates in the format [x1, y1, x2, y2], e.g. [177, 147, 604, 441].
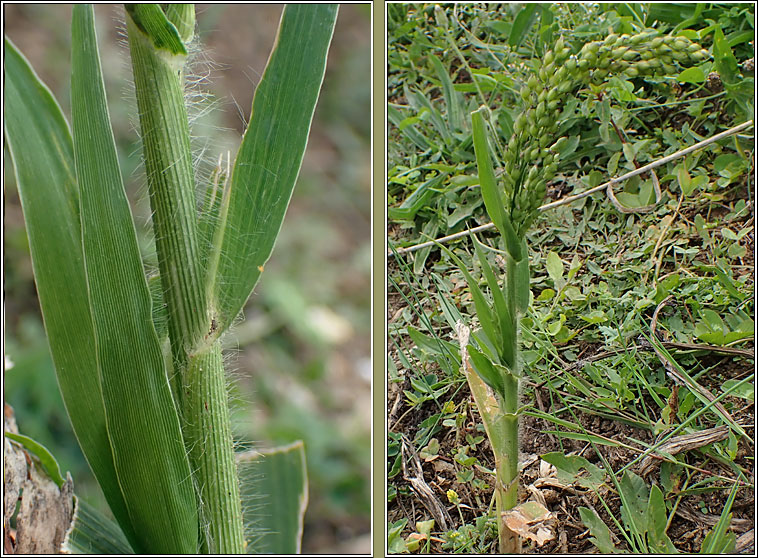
[3, 4, 371, 553]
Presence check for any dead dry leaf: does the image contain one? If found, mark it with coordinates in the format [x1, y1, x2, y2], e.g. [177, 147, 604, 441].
[501, 501, 556, 547]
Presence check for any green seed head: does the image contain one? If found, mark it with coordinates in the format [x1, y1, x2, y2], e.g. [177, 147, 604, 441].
[593, 68, 609, 82]
[514, 114, 526, 133]
[612, 46, 626, 59]
[491, 28, 708, 238]
[674, 50, 691, 63]
[555, 65, 569, 83]
[673, 38, 690, 51]
[554, 36, 565, 53]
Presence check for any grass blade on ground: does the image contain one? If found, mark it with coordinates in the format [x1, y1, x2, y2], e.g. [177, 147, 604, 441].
[700, 480, 739, 554]
[643, 331, 750, 441]
[429, 54, 463, 133]
[578, 506, 619, 553]
[646, 484, 677, 553]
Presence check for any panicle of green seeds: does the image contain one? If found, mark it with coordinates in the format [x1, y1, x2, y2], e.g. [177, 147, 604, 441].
[500, 30, 710, 237]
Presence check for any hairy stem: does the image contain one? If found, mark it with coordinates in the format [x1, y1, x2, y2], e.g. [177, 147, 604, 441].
[184, 342, 245, 553]
[494, 375, 520, 554]
[126, 6, 245, 553]
[126, 8, 207, 373]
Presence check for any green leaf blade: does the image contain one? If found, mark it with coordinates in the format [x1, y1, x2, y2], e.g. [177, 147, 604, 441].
[71, 5, 197, 553]
[238, 442, 309, 554]
[124, 4, 188, 55]
[429, 54, 462, 132]
[578, 506, 619, 553]
[63, 498, 134, 554]
[440, 243, 500, 355]
[4, 36, 138, 550]
[468, 345, 507, 398]
[646, 484, 677, 553]
[213, 5, 338, 332]
[509, 3, 539, 48]
[472, 237, 515, 366]
[471, 107, 507, 236]
[4, 433, 66, 488]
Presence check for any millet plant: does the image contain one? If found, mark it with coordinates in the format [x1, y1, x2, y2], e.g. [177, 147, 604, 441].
[453, 30, 710, 553]
[5, 4, 336, 554]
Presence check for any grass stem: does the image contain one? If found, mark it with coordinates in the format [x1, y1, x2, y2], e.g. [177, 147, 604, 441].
[185, 342, 245, 553]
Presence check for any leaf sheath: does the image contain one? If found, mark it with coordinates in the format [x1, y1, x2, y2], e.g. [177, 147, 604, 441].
[126, 6, 208, 371]
[71, 5, 197, 552]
